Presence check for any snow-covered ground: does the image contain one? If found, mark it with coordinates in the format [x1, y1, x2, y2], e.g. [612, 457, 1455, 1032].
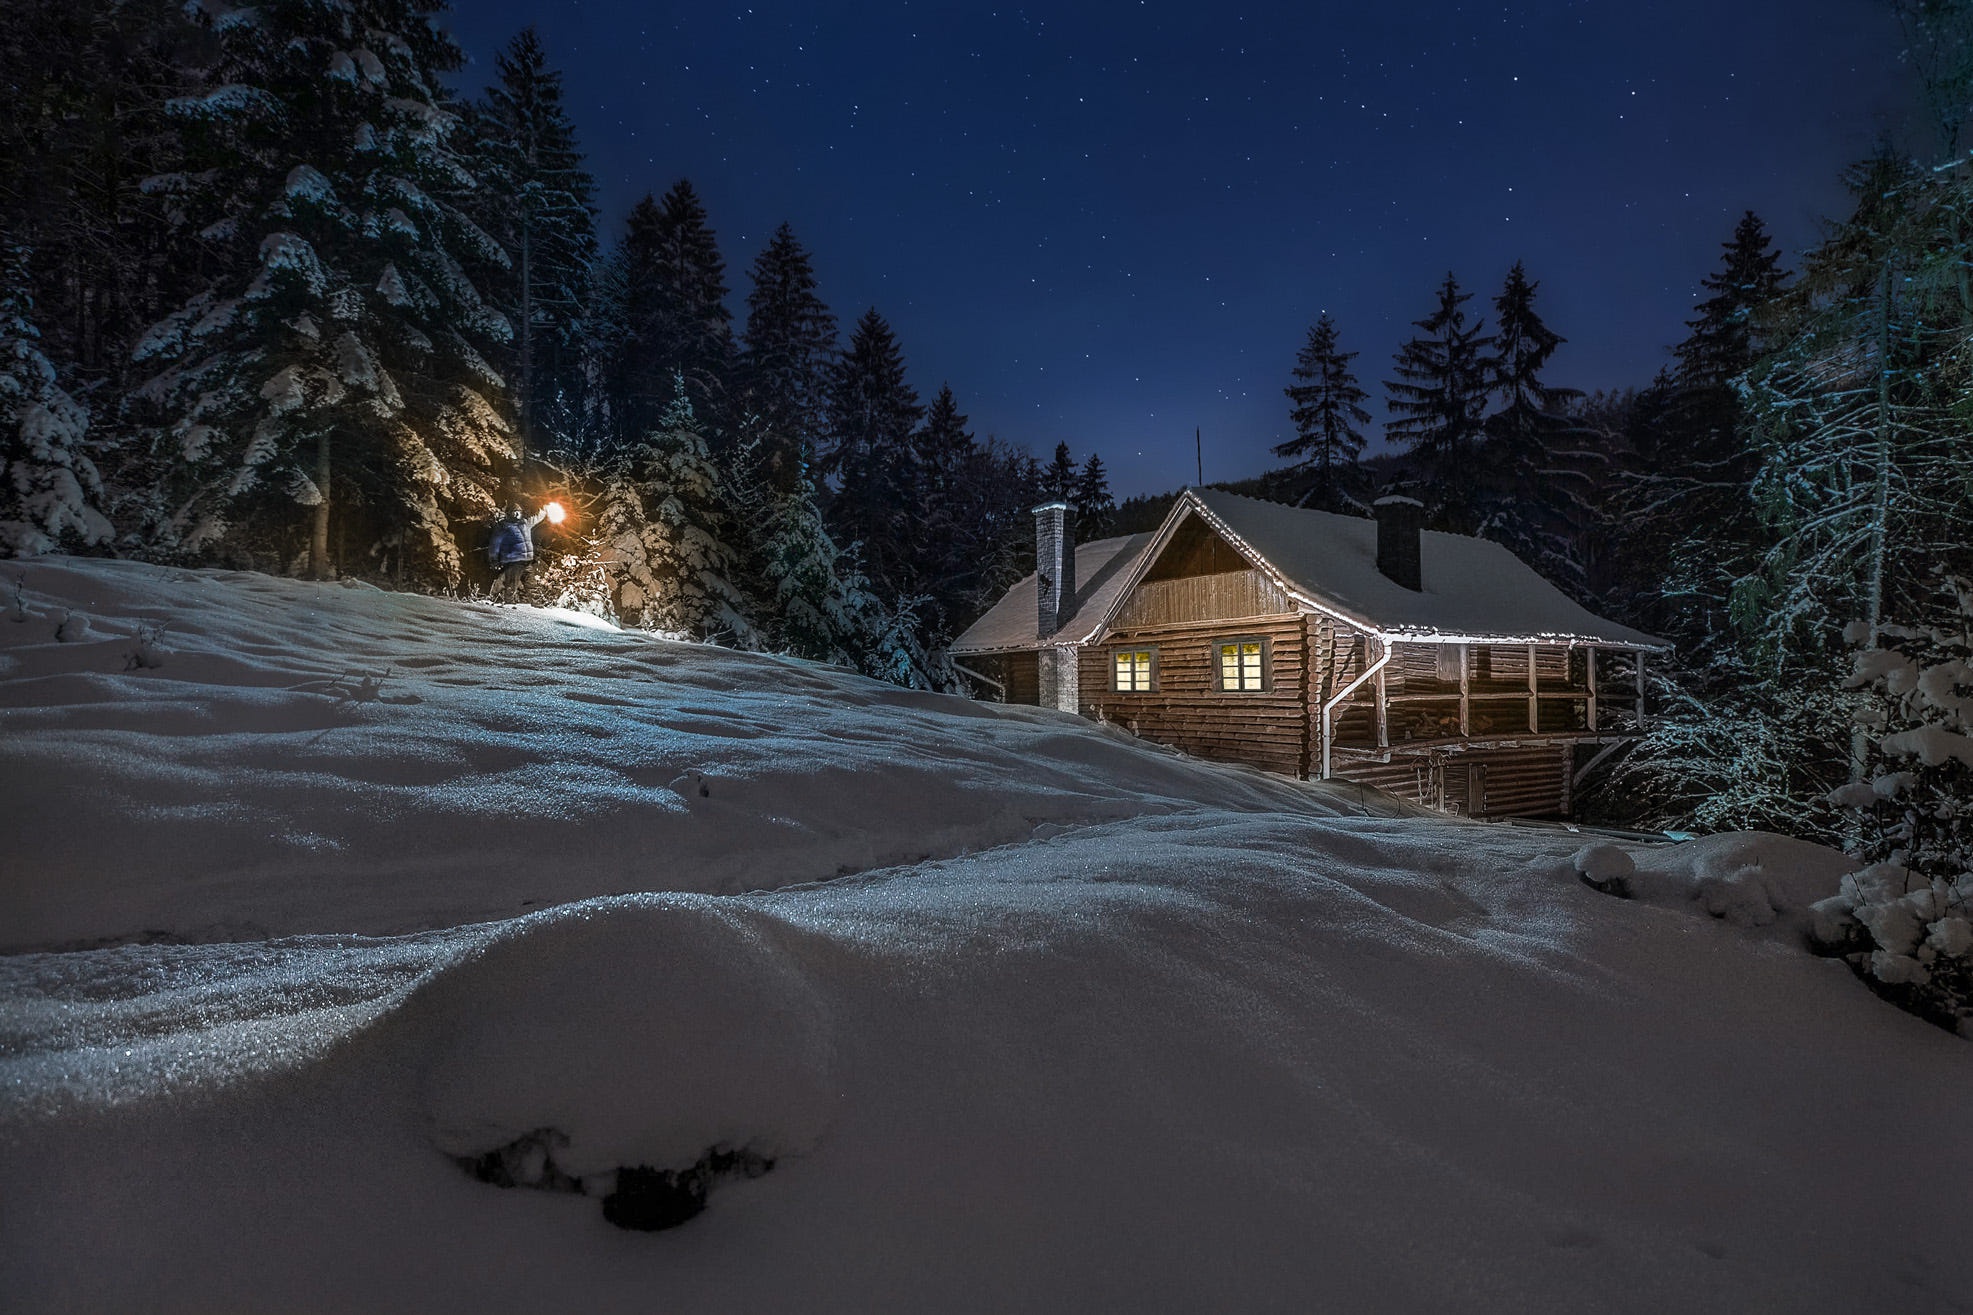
[2, 558, 1968, 1313]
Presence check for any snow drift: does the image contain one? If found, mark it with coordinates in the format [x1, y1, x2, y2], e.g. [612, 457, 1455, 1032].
[1, 558, 1969, 1313]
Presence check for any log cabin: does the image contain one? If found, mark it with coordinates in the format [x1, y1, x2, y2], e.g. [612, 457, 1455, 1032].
[949, 487, 1670, 818]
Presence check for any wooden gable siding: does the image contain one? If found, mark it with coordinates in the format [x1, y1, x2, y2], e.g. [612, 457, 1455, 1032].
[1142, 512, 1249, 581]
[1082, 615, 1310, 778]
[1111, 568, 1294, 630]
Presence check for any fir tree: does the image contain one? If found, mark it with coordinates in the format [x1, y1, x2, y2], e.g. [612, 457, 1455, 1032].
[472, 27, 597, 456]
[916, 398, 1036, 627]
[597, 375, 755, 642]
[1651, 211, 1791, 632]
[1385, 273, 1492, 529]
[1276, 312, 1368, 510]
[1041, 441, 1079, 501]
[823, 308, 921, 595]
[1888, 0, 1973, 156]
[1072, 453, 1115, 538]
[0, 0, 207, 385]
[605, 182, 734, 444]
[128, 0, 516, 583]
[916, 384, 974, 497]
[1736, 149, 1970, 692]
[1821, 576, 1973, 1031]
[0, 253, 112, 555]
[1673, 211, 1788, 425]
[604, 194, 671, 444]
[756, 462, 873, 664]
[650, 181, 733, 434]
[1481, 261, 1585, 584]
[739, 223, 837, 490]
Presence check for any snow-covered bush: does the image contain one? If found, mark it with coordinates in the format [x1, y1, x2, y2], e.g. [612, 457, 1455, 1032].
[1813, 579, 1973, 1034]
[0, 252, 112, 556]
[594, 379, 756, 644]
[526, 531, 615, 620]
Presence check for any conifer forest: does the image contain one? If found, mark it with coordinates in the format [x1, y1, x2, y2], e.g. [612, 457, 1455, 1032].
[2, 0, 1969, 867]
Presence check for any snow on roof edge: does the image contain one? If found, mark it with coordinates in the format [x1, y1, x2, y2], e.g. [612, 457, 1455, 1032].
[950, 489, 1669, 654]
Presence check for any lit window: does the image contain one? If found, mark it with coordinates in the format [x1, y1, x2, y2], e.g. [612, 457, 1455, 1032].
[1113, 648, 1156, 692]
[1217, 639, 1266, 691]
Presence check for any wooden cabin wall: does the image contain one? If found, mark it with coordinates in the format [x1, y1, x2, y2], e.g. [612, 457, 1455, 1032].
[1004, 652, 1041, 705]
[1332, 745, 1570, 818]
[1081, 615, 1310, 777]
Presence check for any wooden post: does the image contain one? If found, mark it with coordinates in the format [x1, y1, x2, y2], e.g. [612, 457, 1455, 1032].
[1635, 652, 1647, 728]
[1586, 647, 1598, 732]
[1299, 614, 1315, 779]
[1375, 639, 1389, 748]
[1458, 642, 1469, 737]
[1527, 644, 1538, 734]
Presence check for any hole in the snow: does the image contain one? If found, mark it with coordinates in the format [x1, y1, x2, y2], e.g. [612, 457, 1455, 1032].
[604, 1145, 776, 1232]
[457, 1127, 584, 1193]
[455, 1129, 775, 1232]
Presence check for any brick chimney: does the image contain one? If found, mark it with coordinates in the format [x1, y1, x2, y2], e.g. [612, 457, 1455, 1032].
[1033, 500, 1076, 637]
[1373, 495, 1424, 592]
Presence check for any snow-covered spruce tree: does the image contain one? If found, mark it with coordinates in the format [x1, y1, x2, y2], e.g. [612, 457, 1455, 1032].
[596, 376, 755, 643]
[754, 463, 875, 665]
[0, 253, 113, 555]
[738, 222, 837, 493]
[1384, 273, 1492, 531]
[1737, 152, 1968, 679]
[129, 0, 515, 583]
[1276, 312, 1369, 512]
[471, 26, 597, 457]
[1814, 578, 1973, 1033]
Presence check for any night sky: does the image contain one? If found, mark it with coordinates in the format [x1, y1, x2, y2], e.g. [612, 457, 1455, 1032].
[440, 1, 1917, 497]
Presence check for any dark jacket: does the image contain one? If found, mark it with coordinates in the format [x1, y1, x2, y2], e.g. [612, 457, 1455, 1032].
[488, 508, 548, 567]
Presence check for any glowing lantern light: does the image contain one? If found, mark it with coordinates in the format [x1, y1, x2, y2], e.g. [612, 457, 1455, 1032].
[544, 501, 568, 525]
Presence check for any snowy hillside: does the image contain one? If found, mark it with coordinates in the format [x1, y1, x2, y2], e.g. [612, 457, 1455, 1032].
[2, 558, 1969, 1313]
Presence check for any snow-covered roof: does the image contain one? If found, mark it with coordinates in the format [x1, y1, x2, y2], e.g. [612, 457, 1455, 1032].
[949, 532, 1157, 653]
[1183, 489, 1669, 648]
[951, 490, 1667, 653]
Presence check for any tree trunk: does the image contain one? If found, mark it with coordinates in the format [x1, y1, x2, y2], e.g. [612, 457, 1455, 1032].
[1854, 260, 1896, 784]
[310, 429, 332, 580]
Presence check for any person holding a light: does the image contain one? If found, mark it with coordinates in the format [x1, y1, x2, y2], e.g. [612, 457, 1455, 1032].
[487, 500, 565, 601]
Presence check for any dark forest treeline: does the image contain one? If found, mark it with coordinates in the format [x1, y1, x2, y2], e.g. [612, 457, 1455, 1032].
[0, 0, 1115, 688]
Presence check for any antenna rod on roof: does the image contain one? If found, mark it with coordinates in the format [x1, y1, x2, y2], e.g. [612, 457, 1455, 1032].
[1195, 427, 1203, 487]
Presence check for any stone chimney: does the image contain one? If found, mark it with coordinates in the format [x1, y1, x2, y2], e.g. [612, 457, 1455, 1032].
[1373, 495, 1424, 592]
[1033, 500, 1076, 637]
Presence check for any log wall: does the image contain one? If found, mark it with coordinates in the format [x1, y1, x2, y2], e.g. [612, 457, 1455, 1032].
[1004, 651, 1040, 706]
[1330, 745, 1571, 818]
[1081, 614, 1311, 777]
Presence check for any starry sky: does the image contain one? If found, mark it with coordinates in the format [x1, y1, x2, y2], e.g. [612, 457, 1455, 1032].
[440, 0, 1918, 498]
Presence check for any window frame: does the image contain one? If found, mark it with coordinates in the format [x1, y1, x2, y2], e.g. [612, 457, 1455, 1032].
[1110, 644, 1160, 693]
[1212, 635, 1272, 693]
